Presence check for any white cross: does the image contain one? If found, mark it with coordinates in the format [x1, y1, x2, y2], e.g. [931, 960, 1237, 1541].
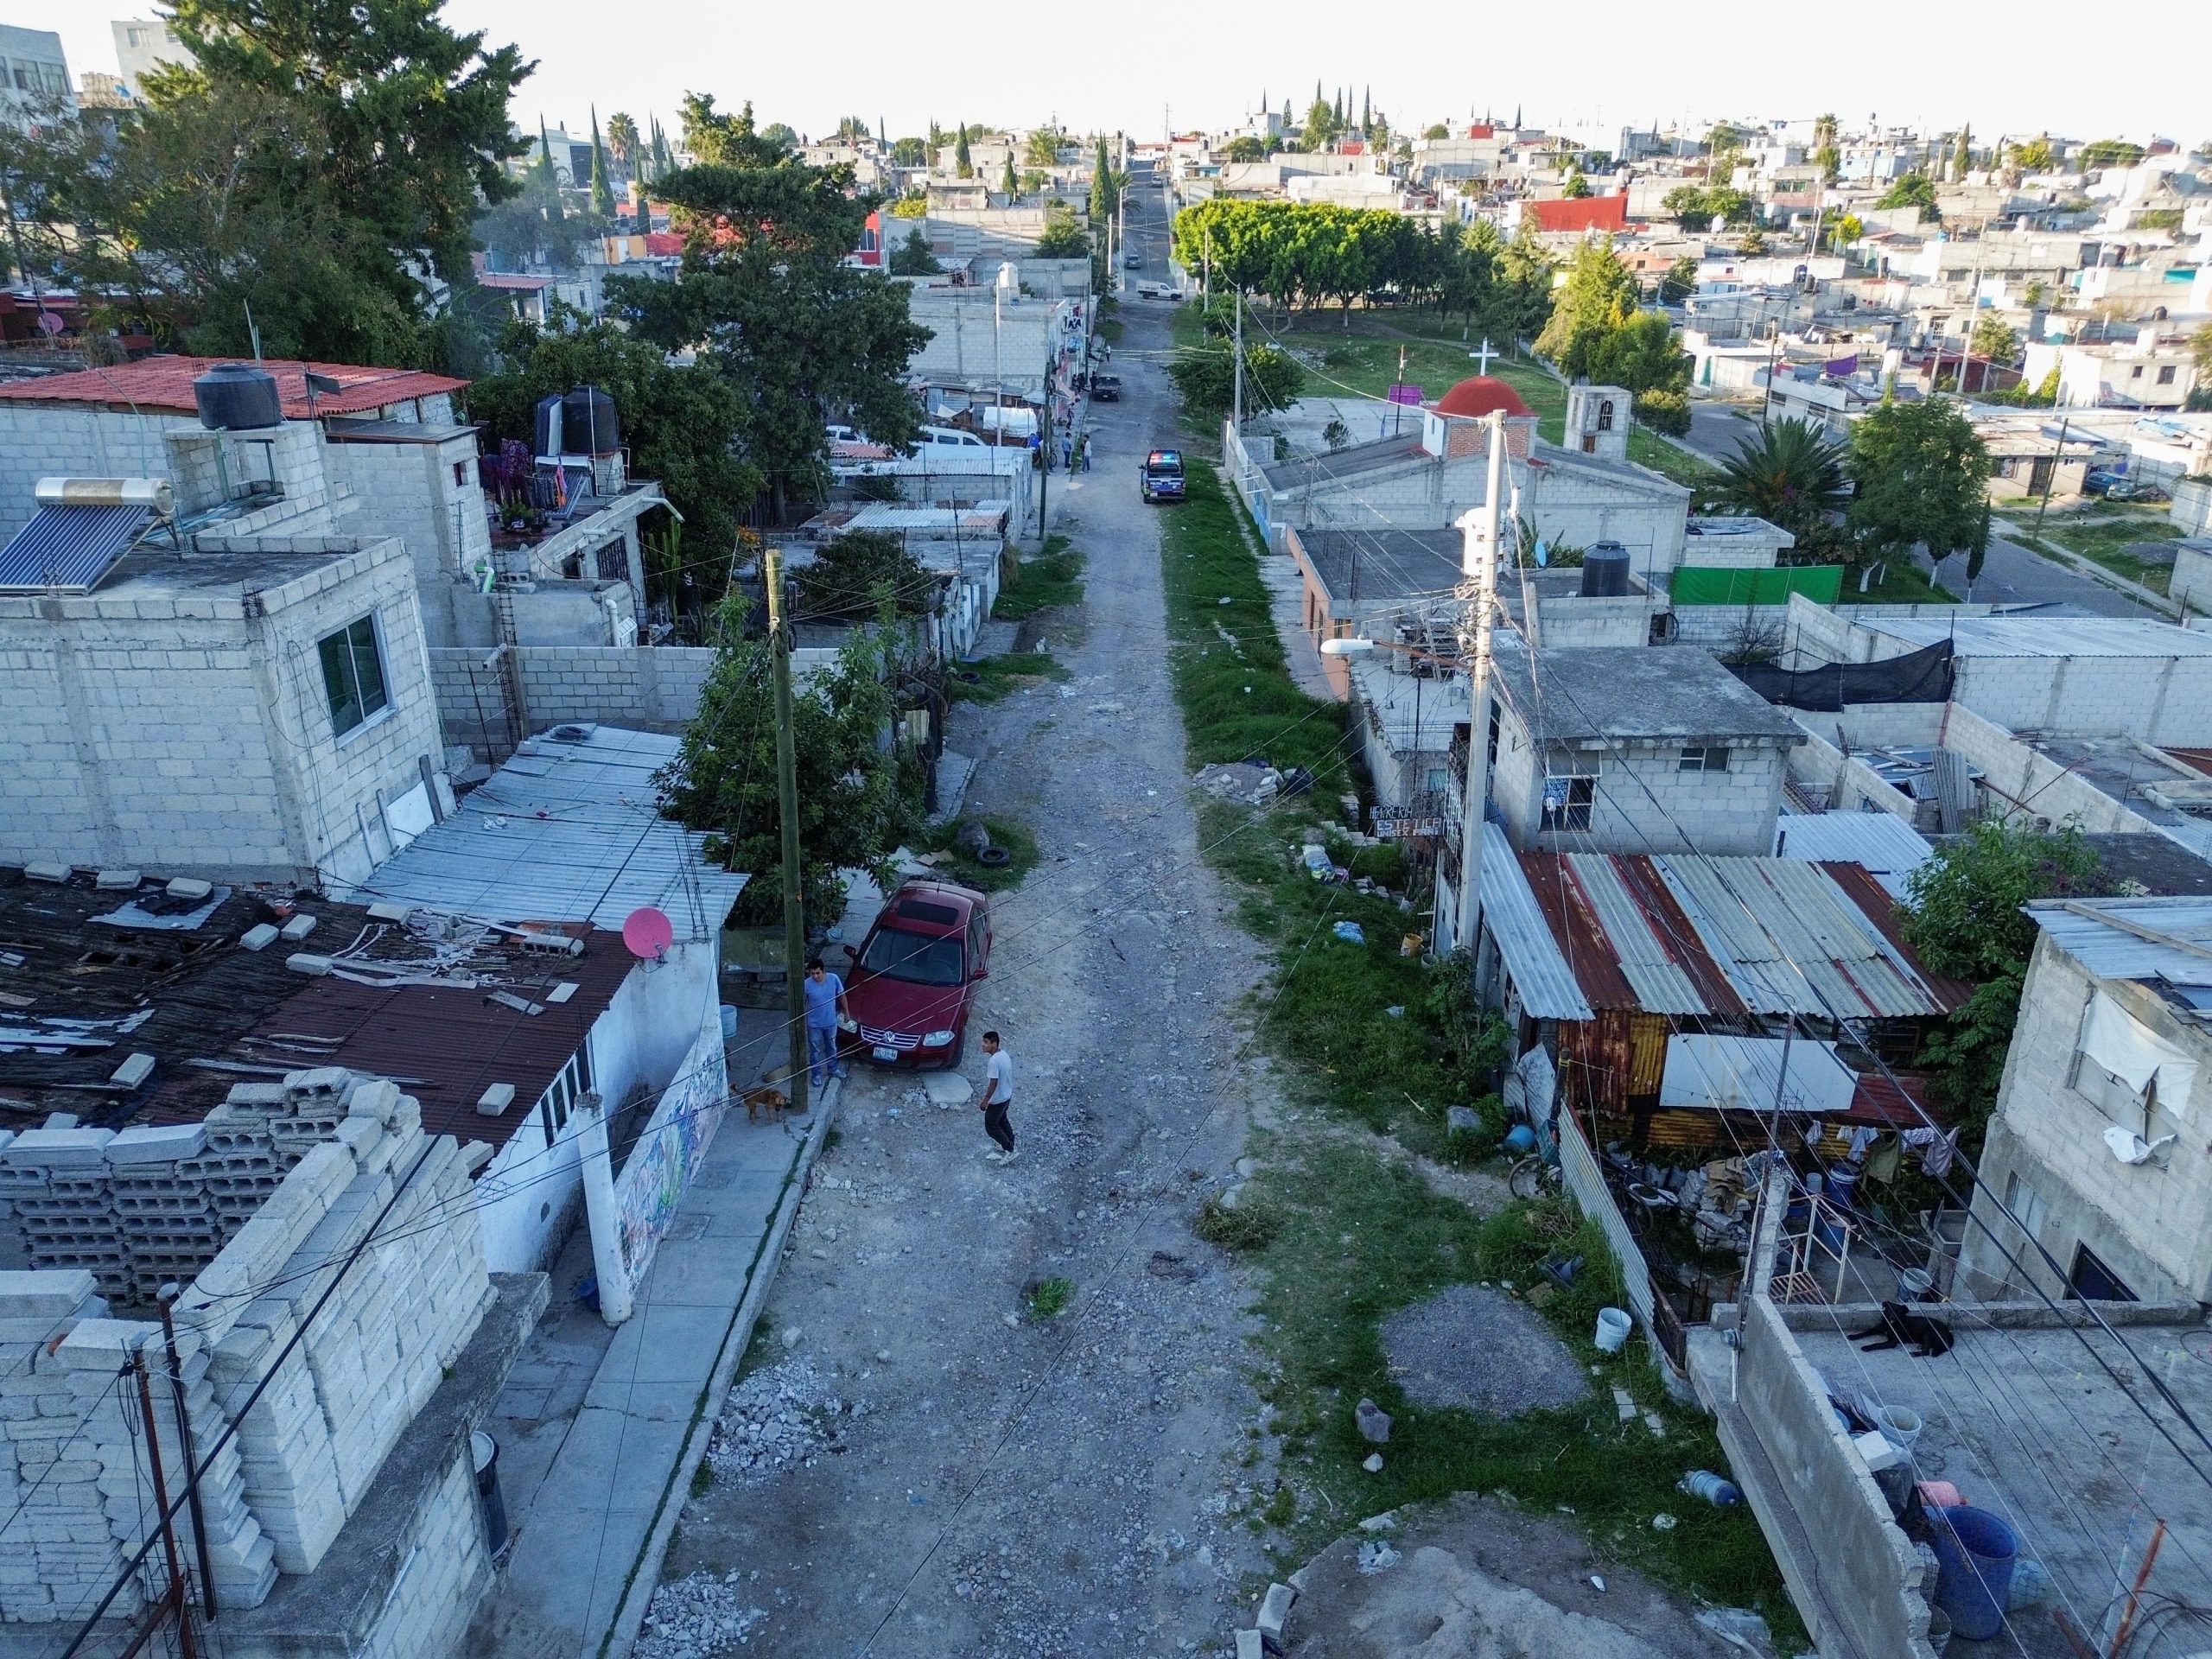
[1469, 338, 1498, 375]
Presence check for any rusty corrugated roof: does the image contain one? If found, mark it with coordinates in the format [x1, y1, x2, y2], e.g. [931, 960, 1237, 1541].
[0, 354, 467, 419]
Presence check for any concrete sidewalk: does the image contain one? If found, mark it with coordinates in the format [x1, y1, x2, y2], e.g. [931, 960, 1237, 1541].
[473, 1014, 839, 1659]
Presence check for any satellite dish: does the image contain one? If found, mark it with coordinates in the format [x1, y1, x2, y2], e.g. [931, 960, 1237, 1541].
[621, 906, 674, 961]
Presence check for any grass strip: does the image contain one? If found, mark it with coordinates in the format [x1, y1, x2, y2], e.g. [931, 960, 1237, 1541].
[992, 533, 1087, 620]
[947, 651, 1068, 703]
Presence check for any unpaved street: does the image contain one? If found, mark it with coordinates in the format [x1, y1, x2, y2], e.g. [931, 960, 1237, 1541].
[640, 283, 1284, 1656]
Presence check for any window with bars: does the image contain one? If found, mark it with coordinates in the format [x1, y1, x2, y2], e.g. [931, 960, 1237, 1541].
[317, 615, 389, 738]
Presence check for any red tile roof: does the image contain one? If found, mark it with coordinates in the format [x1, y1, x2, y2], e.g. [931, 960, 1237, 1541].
[0, 353, 468, 419]
[1523, 195, 1630, 235]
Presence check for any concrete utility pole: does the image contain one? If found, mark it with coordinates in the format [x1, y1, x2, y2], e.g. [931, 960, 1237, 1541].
[1453, 410, 1506, 956]
[1231, 288, 1244, 433]
[765, 549, 809, 1116]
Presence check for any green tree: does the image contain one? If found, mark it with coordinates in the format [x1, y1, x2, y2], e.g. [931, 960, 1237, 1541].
[1166, 334, 1305, 423]
[1738, 226, 1768, 256]
[1632, 389, 1690, 436]
[1657, 255, 1699, 304]
[1534, 238, 1637, 376]
[1497, 220, 1555, 342]
[615, 146, 929, 521]
[887, 227, 939, 275]
[1707, 186, 1756, 226]
[664, 588, 916, 926]
[1830, 212, 1864, 249]
[37, 79, 433, 363]
[1422, 123, 1450, 141]
[2010, 135, 2055, 174]
[1662, 185, 1714, 231]
[1300, 99, 1337, 152]
[1970, 315, 2019, 365]
[1899, 823, 2110, 1130]
[1560, 168, 1592, 199]
[1034, 201, 1089, 258]
[955, 123, 974, 177]
[467, 304, 758, 580]
[162, 0, 529, 291]
[1024, 129, 1061, 168]
[2080, 138, 2144, 168]
[588, 108, 614, 218]
[681, 94, 789, 167]
[1813, 111, 1840, 182]
[891, 136, 927, 166]
[1224, 135, 1267, 162]
[1875, 170, 1941, 221]
[1001, 153, 1018, 195]
[760, 122, 798, 152]
[1713, 417, 1849, 538]
[800, 530, 931, 620]
[1586, 310, 1689, 395]
[1846, 397, 1993, 568]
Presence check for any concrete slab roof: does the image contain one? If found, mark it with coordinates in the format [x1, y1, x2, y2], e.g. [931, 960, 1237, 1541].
[1297, 527, 1461, 605]
[1866, 614, 2212, 658]
[1790, 1312, 2212, 1659]
[1489, 639, 1808, 747]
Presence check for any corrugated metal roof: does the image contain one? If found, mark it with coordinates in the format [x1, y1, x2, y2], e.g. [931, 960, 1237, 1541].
[335, 726, 748, 936]
[0, 504, 154, 594]
[0, 354, 467, 419]
[1522, 849, 1637, 1010]
[1480, 824, 1593, 1020]
[1564, 854, 1707, 1014]
[2026, 898, 2212, 992]
[1773, 812, 1933, 896]
[1655, 856, 1948, 1019]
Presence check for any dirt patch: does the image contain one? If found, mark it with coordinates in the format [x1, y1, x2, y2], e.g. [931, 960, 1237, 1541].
[1281, 1493, 1769, 1658]
[1382, 1284, 1591, 1415]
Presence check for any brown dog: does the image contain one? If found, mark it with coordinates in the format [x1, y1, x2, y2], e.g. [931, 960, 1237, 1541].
[743, 1087, 789, 1124]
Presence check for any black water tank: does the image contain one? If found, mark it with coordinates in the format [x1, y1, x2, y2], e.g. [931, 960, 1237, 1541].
[194, 363, 283, 431]
[1580, 541, 1631, 597]
[561, 385, 620, 454]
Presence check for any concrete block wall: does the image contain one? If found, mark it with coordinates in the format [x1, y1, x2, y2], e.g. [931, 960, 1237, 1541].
[327, 431, 492, 650]
[1961, 939, 2212, 1305]
[511, 645, 715, 732]
[1951, 651, 2212, 747]
[0, 539, 444, 885]
[1938, 703, 2165, 833]
[1494, 715, 1789, 855]
[0, 1269, 276, 1622]
[357, 1452, 494, 1659]
[172, 1071, 492, 1581]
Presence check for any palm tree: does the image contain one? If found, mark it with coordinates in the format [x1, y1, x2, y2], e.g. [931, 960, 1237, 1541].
[1714, 416, 1849, 538]
[606, 111, 639, 175]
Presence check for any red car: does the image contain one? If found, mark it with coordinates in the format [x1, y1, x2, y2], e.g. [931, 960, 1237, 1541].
[840, 880, 993, 1068]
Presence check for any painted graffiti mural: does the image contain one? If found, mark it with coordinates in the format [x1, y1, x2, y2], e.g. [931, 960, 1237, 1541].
[613, 1013, 728, 1284]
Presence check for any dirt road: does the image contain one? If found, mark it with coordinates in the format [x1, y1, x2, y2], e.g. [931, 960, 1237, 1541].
[638, 295, 1281, 1657]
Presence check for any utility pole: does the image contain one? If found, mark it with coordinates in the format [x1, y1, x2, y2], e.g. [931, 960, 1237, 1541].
[2033, 414, 2071, 543]
[764, 550, 809, 1116]
[1231, 289, 1244, 434]
[1452, 410, 1505, 956]
[132, 1347, 199, 1659]
[157, 1287, 217, 1618]
[1038, 337, 1051, 533]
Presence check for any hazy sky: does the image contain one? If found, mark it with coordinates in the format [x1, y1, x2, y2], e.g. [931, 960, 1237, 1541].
[60, 1, 2210, 152]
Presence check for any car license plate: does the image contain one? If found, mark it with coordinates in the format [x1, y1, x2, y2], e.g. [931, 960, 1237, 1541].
[871, 1046, 899, 1063]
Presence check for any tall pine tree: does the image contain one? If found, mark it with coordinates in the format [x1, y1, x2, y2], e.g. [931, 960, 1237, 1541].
[588, 106, 614, 218]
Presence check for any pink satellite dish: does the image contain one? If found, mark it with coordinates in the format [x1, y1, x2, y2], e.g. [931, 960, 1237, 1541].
[621, 906, 674, 961]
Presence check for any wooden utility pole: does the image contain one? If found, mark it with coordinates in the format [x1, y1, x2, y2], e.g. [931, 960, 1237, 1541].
[130, 1349, 198, 1659]
[156, 1288, 217, 1618]
[765, 550, 809, 1115]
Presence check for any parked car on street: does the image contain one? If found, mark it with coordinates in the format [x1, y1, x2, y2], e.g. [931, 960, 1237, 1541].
[1090, 374, 1122, 403]
[840, 880, 992, 1069]
[1124, 251, 1143, 268]
[1141, 448, 1185, 503]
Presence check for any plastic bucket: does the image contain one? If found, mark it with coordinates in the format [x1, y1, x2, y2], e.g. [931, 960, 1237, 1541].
[1594, 1307, 1632, 1354]
[1827, 1166, 1860, 1209]
[1931, 1506, 2018, 1640]
[1876, 1405, 1924, 1454]
[1899, 1268, 1935, 1302]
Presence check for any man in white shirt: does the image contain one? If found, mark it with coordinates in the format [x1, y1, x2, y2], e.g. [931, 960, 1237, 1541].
[979, 1031, 1016, 1165]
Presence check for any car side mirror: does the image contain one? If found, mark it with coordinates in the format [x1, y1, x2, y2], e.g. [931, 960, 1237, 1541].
[841, 943, 858, 960]
[972, 964, 988, 980]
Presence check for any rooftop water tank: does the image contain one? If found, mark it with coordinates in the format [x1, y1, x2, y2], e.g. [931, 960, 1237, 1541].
[193, 363, 283, 431]
[561, 385, 620, 455]
[1580, 542, 1630, 598]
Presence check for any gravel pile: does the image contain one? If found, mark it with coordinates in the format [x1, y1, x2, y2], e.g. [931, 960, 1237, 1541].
[635, 1569, 766, 1656]
[704, 1358, 859, 1484]
[1382, 1285, 1590, 1416]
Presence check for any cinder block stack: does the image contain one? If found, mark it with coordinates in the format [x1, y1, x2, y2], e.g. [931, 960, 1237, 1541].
[0, 1271, 128, 1624]
[104, 1125, 217, 1306]
[194, 1086, 292, 1228]
[265, 1068, 353, 1169]
[4, 1129, 127, 1298]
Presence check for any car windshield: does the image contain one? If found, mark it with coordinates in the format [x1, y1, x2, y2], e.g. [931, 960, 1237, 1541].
[860, 925, 966, 986]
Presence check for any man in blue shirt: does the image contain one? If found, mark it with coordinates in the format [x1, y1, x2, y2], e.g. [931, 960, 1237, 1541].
[802, 958, 849, 1089]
